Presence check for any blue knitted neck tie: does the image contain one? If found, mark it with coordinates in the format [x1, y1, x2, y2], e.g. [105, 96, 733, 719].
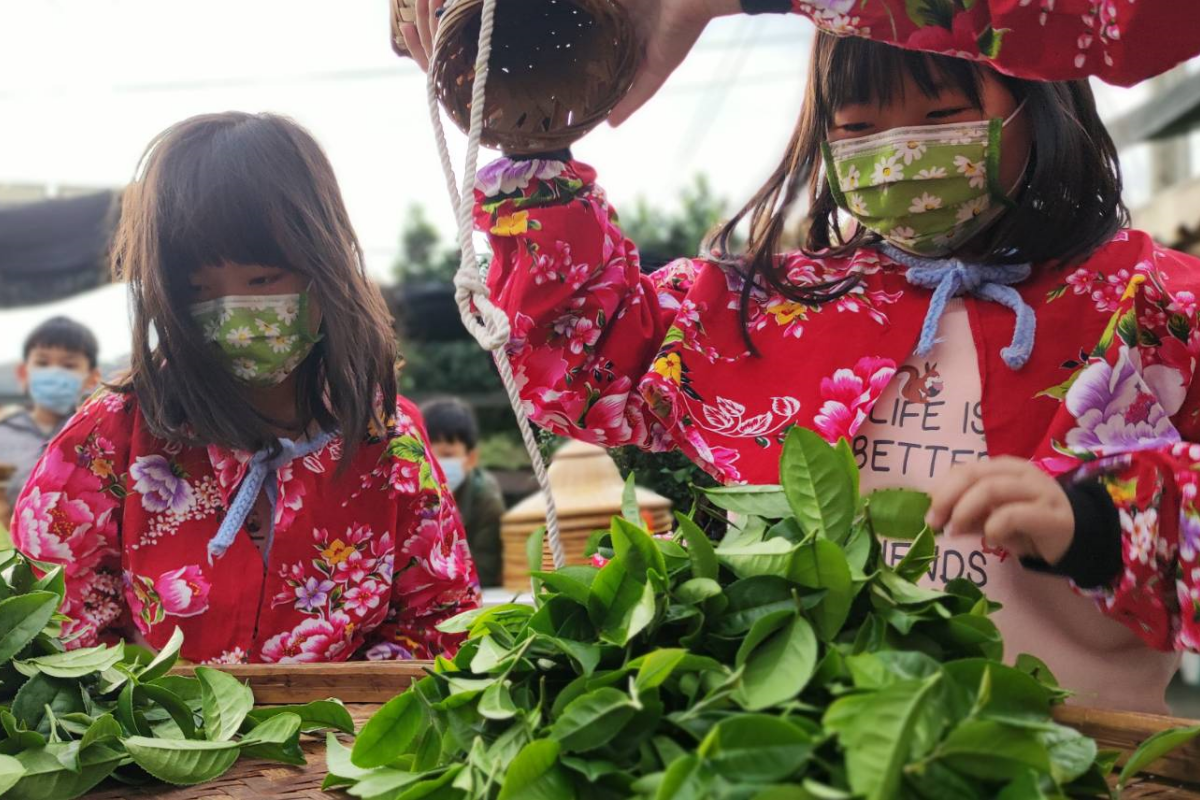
[207, 430, 336, 563]
[880, 245, 1036, 370]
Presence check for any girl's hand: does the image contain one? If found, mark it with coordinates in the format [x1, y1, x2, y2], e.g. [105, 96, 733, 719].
[398, 0, 446, 73]
[609, 0, 740, 127]
[926, 457, 1075, 565]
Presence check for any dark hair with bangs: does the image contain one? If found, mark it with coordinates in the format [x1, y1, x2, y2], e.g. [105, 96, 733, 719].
[24, 317, 99, 369]
[421, 397, 480, 450]
[709, 33, 1128, 344]
[112, 112, 398, 457]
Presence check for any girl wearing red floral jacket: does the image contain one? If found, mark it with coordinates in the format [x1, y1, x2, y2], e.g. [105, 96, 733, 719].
[403, 1, 1200, 711]
[11, 112, 480, 665]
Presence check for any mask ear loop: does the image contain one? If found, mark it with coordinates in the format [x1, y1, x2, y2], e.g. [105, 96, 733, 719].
[987, 99, 1029, 209]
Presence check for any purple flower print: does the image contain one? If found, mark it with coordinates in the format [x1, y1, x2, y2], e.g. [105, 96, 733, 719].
[129, 455, 196, 514]
[364, 641, 415, 660]
[474, 158, 566, 197]
[295, 577, 336, 613]
[1064, 354, 1180, 456]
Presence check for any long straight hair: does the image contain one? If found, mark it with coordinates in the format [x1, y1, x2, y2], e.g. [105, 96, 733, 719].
[709, 34, 1128, 345]
[113, 112, 397, 458]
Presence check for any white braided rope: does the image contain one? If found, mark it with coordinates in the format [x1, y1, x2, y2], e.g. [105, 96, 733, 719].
[425, 0, 565, 571]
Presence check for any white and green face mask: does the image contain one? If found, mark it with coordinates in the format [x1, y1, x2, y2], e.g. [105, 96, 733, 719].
[821, 103, 1026, 257]
[190, 291, 321, 386]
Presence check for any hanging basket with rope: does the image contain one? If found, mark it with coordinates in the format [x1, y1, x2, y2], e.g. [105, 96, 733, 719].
[393, 0, 638, 153]
[387, 0, 640, 572]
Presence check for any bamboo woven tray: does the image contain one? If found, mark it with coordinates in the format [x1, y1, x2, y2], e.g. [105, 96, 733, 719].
[91, 662, 1200, 798]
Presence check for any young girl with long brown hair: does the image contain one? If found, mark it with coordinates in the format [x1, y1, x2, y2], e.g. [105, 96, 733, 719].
[403, 2, 1200, 711]
[11, 112, 479, 664]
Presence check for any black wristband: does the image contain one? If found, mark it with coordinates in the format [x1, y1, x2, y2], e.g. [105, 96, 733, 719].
[507, 148, 573, 162]
[1020, 479, 1123, 589]
[742, 0, 791, 13]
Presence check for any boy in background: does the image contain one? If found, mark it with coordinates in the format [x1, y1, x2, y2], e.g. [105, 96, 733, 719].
[1, 317, 101, 512]
[421, 397, 505, 587]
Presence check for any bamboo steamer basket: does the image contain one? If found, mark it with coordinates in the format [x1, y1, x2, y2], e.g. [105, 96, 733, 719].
[390, 0, 418, 57]
[501, 440, 672, 591]
[391, 0, 639, 154]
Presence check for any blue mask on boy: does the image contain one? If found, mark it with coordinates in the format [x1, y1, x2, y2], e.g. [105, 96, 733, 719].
[28, 367, 86, 417]
[441, 457, 468, 493]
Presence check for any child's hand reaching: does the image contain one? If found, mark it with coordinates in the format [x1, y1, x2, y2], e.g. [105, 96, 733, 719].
[926, 457, 1076, 566]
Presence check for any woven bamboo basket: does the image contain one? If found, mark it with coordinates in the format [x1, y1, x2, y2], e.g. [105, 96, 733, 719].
[399, 0, 638, 154]
[390, 0, 416, 57]
[500, 440, 672, 591]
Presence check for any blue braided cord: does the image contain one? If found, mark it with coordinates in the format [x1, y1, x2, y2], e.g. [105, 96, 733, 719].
[880, 245, 1035, 370]
[207, 429, 337, 563]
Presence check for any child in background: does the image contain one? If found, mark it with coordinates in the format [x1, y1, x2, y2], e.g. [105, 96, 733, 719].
[11, 112, 478, 664]
[405, 2, 1200, 712]
[0, 316, 100, 510]
[421, 397, 506, 588]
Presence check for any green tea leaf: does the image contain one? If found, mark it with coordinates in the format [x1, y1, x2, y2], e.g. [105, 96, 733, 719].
[788, 540, 853, 640]
[533, 566, 598, 606]
[936, 720, 1051, 781]
[716, 538, 797, 579]
[79, 715, 122, 750]
[653, 754, 712, 800]
[538, 636, 601, 676]
[123, 736, 240, 786]
[634, 648, 688, 693]
[325, 734, 375, 783]
[116, 680, 151, 737]
[675, 513, 718, 581]
[675, 577, 722, 605]
[136, 683, 198, 739]
[239, 712, 305, 766]
[137, 627, 185, 682]
[824, 674, 942, 800]
[699, 714, 812, 782]
[867, 489, 933, 540]
[622, 474, 642, 527]
[497, 739, 575, 800]
[1118, 723, 1200, 789]
[195, 667, 253, 742]
[551, 687, 638, 752]
[11, 674, 85, 735]
[894, 526, 937, 582]
[0, 753, 23, 795]
[834, 437, 860, 499]
[352, 690, 424, 768]
[479, 681, 519, 721]
[6, 743, 123, 800]
[247, 699, 355, 734]
[702, 486, 791, 518]
[715, 576, 796, 636]
[780, 427, 854, 542]
[587, 557, 655, 646]
[0, 592, 59, 663]
[735, 613, 817, 711]
[527, 527, 547, 577]
[14, 644, 125, 679]
[612, 516, 668, 580]
[1039, 723, 1097, 784]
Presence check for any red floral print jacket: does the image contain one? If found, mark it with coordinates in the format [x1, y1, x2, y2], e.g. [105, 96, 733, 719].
[473, 157, 1200, 653]
[11, 392, 480, 664]
[775, 0, 1199, 87]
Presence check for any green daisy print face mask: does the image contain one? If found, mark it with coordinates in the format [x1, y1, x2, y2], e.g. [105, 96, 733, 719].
[190, 291, 322, 386]
[821, 102, 1026, 257]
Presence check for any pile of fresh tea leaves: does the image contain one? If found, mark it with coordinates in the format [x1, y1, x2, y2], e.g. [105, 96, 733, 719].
[330, 429, 1198, 799]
